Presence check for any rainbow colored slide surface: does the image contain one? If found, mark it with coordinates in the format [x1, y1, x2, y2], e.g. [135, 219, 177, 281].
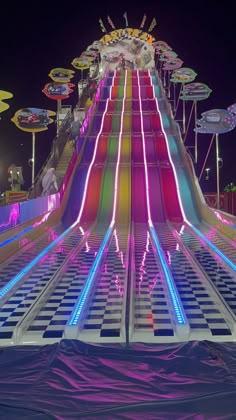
[0, 69, 235, 346]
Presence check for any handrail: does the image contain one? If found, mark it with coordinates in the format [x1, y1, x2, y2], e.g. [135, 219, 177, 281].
[28, 108, 73, 199]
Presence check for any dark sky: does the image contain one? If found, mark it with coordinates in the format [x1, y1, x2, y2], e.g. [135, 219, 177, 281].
[0, 0, 235, 193]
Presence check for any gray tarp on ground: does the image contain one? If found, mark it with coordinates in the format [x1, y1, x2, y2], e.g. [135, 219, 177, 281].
[0, 340, 235, 419]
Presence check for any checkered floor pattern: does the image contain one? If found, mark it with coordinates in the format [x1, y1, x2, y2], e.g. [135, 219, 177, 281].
[0, 223, 70, 290]
[196, 222, 236, 265]
[20, 226, 107, 344]
[130, 224, 176, 342]
[178, 226, 236, 317]
[78, 227, 129, 342]
[0, 220, 236, 345]
[155, 223, 233, 340]
[0, 223, 88, 343]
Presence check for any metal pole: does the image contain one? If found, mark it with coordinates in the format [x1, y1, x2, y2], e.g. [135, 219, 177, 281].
[167, 70, 170, 98]
[32, 132, 35, 186]
[182, 90, 186, 134]
[173, 83, 176, 112]
[194, 101, 198, 163]
[183, 101, 195, 143]
[163, 70, 166, 87]
[159, 61, 163, 79]
[174, 83, 182, 117]
[198, 134, 215, 181]
[216, 133, 220, 209]
[57, 99, 61, 134]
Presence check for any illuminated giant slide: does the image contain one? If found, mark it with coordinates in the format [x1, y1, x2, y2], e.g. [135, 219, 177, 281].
[0, 69, 236, 345]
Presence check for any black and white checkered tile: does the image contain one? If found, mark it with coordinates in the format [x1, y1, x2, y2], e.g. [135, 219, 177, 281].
[0, 223, 80, 290]
[130, 224, 176, 343]
[196, 222, 236, 265]
[154, 224, 233, 337]
[155, 223, 234, 339]
[18, 226, 107, 344]
[0, 224, 87, 343]
[78, 227, 129, 342]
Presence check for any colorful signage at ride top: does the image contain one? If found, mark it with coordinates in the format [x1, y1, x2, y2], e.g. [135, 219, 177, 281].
[11, 108, 56, 132]
[100, 28, 155, 45]
[100, 28, 155, 71]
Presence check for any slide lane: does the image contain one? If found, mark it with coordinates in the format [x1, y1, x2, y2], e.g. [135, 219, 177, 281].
[116, 130, 131, 226]
[150, 73, 201, 225]
[138, 134, 165, 223]
[63, 131, 110, 225]
[77, 99, 132, 343]
[96, 166, 115, 224]
[152, 131, 183, 223]
[131, 136, 148, 223]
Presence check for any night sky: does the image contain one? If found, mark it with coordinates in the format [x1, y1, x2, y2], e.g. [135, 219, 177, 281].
[0, 0, 235, 193]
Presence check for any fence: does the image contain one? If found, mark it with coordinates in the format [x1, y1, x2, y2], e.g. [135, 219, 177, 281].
[204, 192, 236, 216]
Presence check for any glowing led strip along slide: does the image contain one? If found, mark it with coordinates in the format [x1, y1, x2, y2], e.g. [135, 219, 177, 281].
[69, 70, 128, 326]
[149, 70, 236, 273]
[0, 76, 114, 300]
[137, 70, 186, 325]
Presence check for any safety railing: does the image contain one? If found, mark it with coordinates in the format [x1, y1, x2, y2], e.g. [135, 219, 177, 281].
[28, 108, 73, 199]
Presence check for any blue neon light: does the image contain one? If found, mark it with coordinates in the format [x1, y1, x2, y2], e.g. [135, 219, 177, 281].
[0, 226, 33, 248]
[191, 225, 236, 272]
[0, 225, 73, 298]
[69, 226, 113, 325]
[150, 226, 186, 324]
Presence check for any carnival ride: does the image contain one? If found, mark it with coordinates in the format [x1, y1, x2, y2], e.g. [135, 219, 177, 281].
[0, 28, 235, 347]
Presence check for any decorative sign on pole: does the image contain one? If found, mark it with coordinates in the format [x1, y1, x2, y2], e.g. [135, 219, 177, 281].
[163, 58, 183, 71]
[48, 68, 75, 83]
[71, 57, 90, 73]
[42, 82, 74, 133]
[162, 58, 183, 98]
[11, 108, 56, 186]
[171, 68, 197, 133]
[181, 82, 212, 161]
[42, 82, 74, 101]
[195, 106, 236, 209]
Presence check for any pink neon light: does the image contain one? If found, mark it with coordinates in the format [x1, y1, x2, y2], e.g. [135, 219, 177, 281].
[114, 228, 119, 252]
[113, 229, 125, 267]
[137, 71, 153, 227]
[138, 230, 150, 295]
[111, 70, 127, 225]
[0, 203, 20, 230]
[115, 274, 123, 297]
[72, 72, 116, 226]
[213, 209, 235, 226]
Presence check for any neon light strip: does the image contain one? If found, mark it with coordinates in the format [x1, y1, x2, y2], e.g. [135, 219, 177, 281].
[0, 77, 116, 299]
[138, 70, 186, 325]
[111, 72, 127, 225]
[0, 226, 33, 248]
[0, 224, 73, 298]
[0, 209, 54, 249]
[69, 226, 112, 325]
[149, 70, 236, 273]
[71, 73, 115, 227]
[69, 70, 128, 326]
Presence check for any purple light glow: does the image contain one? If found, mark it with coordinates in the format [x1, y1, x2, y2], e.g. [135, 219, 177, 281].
[0, 203, 20, 230]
